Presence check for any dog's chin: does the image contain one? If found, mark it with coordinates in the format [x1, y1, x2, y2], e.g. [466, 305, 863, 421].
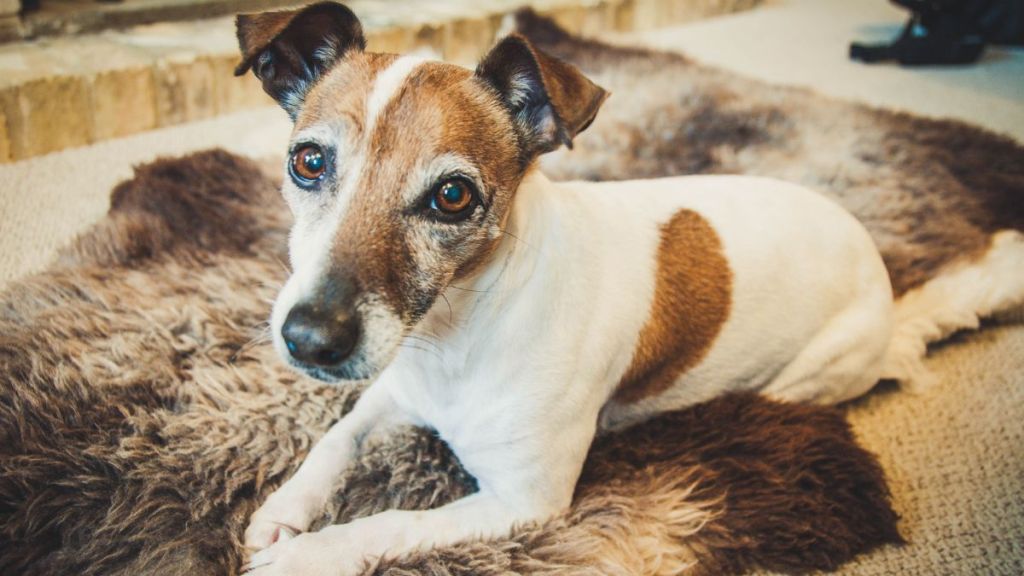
[278, 351, 379, 384]
[291, 360, 377, 384]
[270, 333, 383, 383]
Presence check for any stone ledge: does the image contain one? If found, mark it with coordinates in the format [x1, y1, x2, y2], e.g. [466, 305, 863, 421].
[0, 0, 761, 163]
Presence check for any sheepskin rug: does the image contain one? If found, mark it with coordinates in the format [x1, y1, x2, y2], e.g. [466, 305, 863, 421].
[3, 12, 1023, 576]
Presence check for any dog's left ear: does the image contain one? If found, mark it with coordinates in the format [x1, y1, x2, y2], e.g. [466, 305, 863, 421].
[476, 33, 609, 158]
[235, 2, 365, 118]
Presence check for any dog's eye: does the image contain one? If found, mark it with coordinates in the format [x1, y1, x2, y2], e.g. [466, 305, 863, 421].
[430, 180, 475, 217]
[290, 144, 326, 185]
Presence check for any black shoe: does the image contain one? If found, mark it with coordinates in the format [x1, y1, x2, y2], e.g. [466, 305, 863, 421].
[850, 16, 988, 66]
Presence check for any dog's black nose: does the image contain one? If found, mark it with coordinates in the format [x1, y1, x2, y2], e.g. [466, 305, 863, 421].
[281, 303, 360, 368]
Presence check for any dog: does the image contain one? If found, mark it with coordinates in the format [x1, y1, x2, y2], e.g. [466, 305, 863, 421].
[234, 2, 894, 573]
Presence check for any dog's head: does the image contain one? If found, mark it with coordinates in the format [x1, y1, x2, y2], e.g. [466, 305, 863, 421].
[235, 2, 607, 381]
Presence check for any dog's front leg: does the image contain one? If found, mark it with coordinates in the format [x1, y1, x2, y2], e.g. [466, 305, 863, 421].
[244, 490, 558, 576]
[245, 381, 405, 550]
[244, 408, 597, 576]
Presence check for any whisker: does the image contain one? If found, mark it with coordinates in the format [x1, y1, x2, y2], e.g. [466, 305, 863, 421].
[399, 343, 444, 363]
[440, 293, 454, 325]
[447, 284, 492, 294]
[230, 327, 272, 363]
[405, 334, 443, 351]
[409, 326, 445, 344]
[271, 255, 292, 277]
[499, 228, 536, 251]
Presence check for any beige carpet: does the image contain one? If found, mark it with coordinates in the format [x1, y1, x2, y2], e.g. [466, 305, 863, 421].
[1, 0, 1022, 573]
[838, 326, 1024, 575]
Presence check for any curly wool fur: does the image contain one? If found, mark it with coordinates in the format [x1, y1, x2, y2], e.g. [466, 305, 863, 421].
[0, 149, 901, 576]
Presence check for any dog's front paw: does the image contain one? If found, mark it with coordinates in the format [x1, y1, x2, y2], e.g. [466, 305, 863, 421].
[245, 488, 323, 551]
[243, 530, 366, 576]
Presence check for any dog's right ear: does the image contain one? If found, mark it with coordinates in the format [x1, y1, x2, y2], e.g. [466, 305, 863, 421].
[235, 2, 365, 118]
[476, 33, 608, 159]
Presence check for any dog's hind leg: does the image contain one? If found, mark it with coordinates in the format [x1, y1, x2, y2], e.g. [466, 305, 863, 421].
[762, 288, 893, 405]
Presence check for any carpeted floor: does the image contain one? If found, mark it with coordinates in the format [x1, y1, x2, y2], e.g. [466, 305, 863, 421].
[1, 1, 1022, 574]
[839, 328, 1024, 575]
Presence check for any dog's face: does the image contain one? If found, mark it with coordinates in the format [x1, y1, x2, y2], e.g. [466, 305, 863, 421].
[236, 2, 606, 381]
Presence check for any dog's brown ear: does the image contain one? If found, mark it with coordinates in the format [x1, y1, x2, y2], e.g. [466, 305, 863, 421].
[476, 33, 608, 157]
[235, 2, 365, 118]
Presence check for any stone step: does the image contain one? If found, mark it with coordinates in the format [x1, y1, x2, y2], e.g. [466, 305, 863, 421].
[0, 0, 761, 163]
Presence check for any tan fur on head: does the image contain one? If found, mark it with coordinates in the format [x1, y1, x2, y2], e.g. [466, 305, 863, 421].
[234, 3, 609, 383]
[267, 52, 532, 379]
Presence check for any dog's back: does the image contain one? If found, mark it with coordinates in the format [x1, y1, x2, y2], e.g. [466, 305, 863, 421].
[554, 175, 894, 429]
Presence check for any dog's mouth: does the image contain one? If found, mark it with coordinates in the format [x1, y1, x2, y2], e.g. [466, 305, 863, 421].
[275, 334, 389, 383]
[285, 357, 375, 383]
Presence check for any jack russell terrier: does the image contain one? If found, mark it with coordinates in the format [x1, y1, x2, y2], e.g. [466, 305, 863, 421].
[234, 2, 894, 573]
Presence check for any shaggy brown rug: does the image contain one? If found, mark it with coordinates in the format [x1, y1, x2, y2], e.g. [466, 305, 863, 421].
[3, 12, 1023, 576]
[1, 151, 901, 576]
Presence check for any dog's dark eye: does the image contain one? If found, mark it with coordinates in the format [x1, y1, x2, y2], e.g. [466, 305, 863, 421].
[290, 144, 326, 185]
[429, 179, 475, 218]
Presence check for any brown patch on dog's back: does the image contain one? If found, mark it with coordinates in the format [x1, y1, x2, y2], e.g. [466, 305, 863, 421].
[615, 209, 732, 404]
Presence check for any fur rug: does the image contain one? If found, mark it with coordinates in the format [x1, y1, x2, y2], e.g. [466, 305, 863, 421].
[1, 151, 900, 576]
[3, 12, 1024, 576]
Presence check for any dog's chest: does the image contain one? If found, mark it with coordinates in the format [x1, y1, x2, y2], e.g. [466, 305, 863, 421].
[387, 346, 545, 460]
